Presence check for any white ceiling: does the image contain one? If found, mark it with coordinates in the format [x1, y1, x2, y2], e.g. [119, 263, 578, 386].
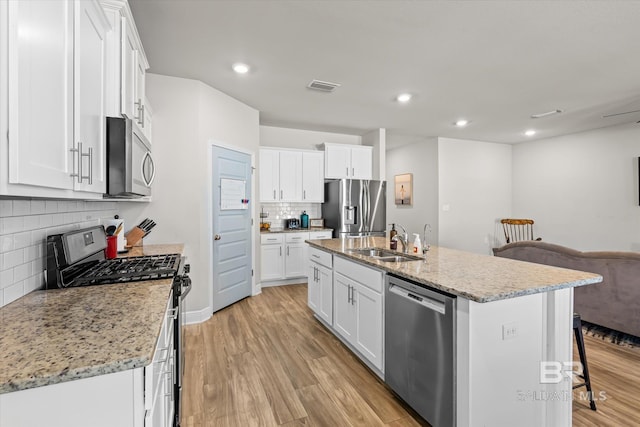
[128, 0, 640, 144]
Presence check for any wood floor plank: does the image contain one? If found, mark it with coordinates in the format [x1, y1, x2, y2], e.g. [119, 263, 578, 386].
[245, 334, 309, 424]
[309, 356, 387, 426]
[295, 384, 355, 426]
[182, 284, 640, 427]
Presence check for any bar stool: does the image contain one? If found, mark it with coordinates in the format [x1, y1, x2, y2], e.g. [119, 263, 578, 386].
[573, 313, 597, 410]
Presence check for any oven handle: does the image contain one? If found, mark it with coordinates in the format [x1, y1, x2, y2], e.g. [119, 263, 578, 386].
[179, 275, 192, 300]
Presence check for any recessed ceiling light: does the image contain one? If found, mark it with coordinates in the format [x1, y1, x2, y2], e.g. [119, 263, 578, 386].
[455, 119, 469, 127]
[525, 129, 536, 137]
[232, 63, 250, 74]
[397, 93, 412, 103]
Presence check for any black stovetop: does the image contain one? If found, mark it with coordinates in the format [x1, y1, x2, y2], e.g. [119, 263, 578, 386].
[62, 254, 181, 287]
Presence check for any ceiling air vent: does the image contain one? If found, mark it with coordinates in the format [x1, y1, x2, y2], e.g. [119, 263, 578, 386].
[307, 79, 341, 92]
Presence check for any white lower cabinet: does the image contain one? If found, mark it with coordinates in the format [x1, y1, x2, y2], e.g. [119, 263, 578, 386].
[307, 251, 384, 374]
[0, 293, 174, 427]
[261, 232, 323, 283]
[308, 246, 333, 324]
[332, 257, 384, 372]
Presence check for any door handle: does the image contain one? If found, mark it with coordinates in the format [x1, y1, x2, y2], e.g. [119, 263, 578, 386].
[214, 234, 221, 240]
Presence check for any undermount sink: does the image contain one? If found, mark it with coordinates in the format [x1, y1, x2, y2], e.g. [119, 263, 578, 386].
[377, 255, 423, 262]
[348, 248, 423, 262]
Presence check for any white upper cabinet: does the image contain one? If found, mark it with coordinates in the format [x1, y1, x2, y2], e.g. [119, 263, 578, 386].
[278, 150, 302, 202]
[101, 0, 150, 137]
[6, 0, 74, 191]
[349, 145, 373, 179]
[2, 0, 109, 197]
[324, 143, 373, 180]
[259, 148, 323, 203]
[302, 151, 324, 202]
[259, 149, 280, 202]
[74, 0, 109, 193]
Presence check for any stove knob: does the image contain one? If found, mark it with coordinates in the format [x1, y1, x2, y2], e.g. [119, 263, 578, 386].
[184, 264, 190, 274]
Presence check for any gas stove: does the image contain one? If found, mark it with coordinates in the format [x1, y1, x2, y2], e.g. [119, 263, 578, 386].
[46, 226, 181, 289]
[60, 254, 181, 287]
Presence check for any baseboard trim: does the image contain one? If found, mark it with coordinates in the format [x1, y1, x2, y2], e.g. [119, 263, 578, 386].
[261, 278, 309, 288]
[185, 306, 212, 325]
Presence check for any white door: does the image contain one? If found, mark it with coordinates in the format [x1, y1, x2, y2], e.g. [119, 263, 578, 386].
[285, 242, 306, 278]
[333, 272, 356, 342]
[307, 263, 320, 313]
[325, 144, 350, 179]
[259, 149, 279, 201]
[121, 19, 137, 119]
[350, 146, 373, 179]
[260, 243, 284, 281]
[278, 150, 302, 201]
[317, 264, 333, 324]
[302, 151, 324, 202]
[354, 283, 383, 370]
[212, 146, 253, 312]
[8, 0, 74, 190]
[74, 0, 107, 193]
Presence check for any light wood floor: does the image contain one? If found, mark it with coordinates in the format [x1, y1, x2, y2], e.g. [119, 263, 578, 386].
[181, 284, 640, 427]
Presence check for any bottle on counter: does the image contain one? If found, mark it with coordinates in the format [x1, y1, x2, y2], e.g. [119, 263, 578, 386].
[300, 210, 309, 229]
[413, 233, 421, 254]
[389, 223, 397, 250]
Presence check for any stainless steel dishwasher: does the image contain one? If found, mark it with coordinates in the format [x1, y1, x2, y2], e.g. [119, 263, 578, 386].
[385, 274, 456, 427]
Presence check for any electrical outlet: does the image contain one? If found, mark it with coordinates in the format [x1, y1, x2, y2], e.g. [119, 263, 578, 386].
[502, 322, 518, 340]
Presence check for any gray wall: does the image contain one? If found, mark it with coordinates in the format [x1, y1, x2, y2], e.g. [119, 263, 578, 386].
[259, 125, 361, 150]
[386, 136, 439, 246]
[438, 137, 512, 254]
[512, 122, 640, 251]
[119, 73, 259, 315]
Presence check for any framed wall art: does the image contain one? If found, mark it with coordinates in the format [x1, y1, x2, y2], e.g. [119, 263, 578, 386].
[394, 173, 413, 205]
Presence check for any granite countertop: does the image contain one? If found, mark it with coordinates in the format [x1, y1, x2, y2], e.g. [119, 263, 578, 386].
[0, 244, 184, 395]
[261, 227, 333, 234]
[307, 237, 602, 303]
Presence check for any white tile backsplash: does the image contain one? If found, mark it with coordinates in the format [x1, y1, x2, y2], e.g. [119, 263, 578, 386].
[259, 202, 322, 229]
[0, 198, 118, 308]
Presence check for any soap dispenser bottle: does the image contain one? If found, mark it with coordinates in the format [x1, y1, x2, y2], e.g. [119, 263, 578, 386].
[389, 224, 397, 250]
[412, 233, 421, 254]
[300, 211, 309, 229]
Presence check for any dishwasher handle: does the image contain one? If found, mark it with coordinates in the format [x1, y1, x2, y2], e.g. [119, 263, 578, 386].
[388, 284, 446, 314]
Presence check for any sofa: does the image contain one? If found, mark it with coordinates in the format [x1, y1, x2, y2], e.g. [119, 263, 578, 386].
[493, 241, 640, 338]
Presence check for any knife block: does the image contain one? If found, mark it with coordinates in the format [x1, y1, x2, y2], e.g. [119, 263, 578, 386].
[124, 227, 145, 248]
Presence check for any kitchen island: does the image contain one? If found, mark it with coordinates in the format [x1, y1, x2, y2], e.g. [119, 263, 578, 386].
[0, 244, 184, 427]
[306, 237, 603, 427]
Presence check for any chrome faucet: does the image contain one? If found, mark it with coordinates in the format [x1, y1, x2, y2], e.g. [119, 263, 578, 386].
[392, 223, 409, 253]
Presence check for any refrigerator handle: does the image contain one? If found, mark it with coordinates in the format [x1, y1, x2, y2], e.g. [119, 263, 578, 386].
[358, 182, 364, 232]
[363, 181, 370, 232]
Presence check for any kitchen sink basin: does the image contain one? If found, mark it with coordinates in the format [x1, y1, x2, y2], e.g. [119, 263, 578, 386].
[348, 248, 423, 262]
[377, 255, 423, 262]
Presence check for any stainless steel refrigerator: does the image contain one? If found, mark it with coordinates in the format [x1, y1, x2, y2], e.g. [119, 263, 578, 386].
[322, 179, 386, 238]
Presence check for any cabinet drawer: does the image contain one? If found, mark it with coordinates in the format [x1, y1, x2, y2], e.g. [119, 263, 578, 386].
[309, 231, 332, 240]
[285, 232, 309, 243]
[261, 233, 284, 244]
[334, 256, 383, 293]
[309, 247, 332, 269]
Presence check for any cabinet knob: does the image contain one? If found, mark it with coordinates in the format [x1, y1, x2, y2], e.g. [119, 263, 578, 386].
[214, 234, 221, 240]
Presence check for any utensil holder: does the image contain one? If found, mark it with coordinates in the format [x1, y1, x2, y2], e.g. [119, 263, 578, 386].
[125, 226, 145, 248]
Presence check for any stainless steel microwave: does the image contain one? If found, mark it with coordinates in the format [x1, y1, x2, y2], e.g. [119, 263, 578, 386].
[105, 117, 155, 198]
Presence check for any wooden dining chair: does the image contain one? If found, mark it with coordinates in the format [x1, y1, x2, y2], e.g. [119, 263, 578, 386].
[500, 218, 541, 244]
